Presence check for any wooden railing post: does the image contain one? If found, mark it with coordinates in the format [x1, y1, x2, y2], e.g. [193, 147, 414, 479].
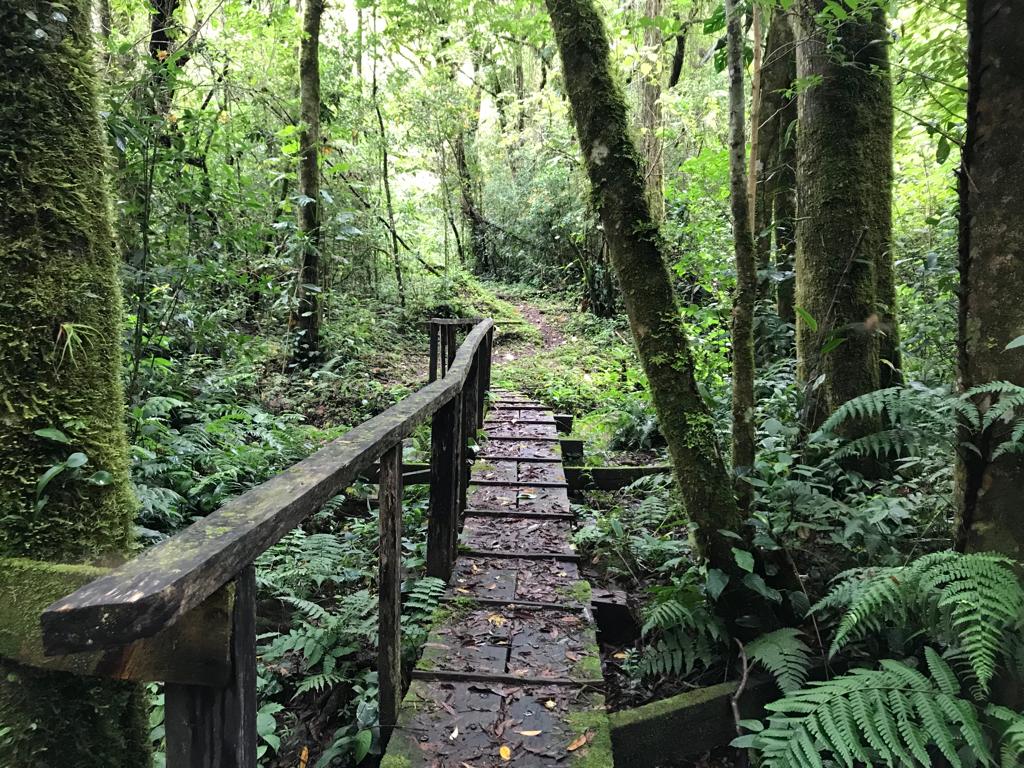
[458, 358, 480, 521]
[445, 325, 457, 375]
[428, 322, 439, 383]
[426, 394, 462, 580]
[165, 565, 257, 768]
[378, 444, 404, 734]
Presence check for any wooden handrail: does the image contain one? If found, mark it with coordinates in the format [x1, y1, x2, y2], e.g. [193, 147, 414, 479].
[41, 319, 494, 656]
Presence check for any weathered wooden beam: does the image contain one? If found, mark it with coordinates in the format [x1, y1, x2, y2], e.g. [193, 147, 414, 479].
[565, 465, 671, 492]
[560, 438, 585, 463]
[0, 558, 231, 686]
[464, 508, 574, 521]
[43, 321, 494, 655]
[411, 669, 603, 687]
[378, 445, 404, 733]
[165, 565, 257, 768]
[426, 396, 461, 580]
[463, 549, 580, 562]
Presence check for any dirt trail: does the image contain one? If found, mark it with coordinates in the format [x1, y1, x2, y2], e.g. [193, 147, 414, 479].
[508, 299, 568, 350]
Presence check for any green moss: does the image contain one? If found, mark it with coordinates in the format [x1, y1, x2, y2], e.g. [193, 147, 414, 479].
[380, 756, 411, 768]
[568, 707, 615, 767]
[608, 681, 738, 730]
[0, 0, 136, 562]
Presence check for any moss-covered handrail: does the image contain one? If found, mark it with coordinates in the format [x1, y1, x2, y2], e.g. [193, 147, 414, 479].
[40, 319, 494, 657]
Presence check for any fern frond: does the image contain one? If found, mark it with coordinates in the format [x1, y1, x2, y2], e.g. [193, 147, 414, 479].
[746, 628, 813, 693]
[750, 660, 993, 768]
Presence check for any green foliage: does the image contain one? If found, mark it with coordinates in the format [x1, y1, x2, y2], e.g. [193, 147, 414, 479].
[745, 628, 813, 694]
[814, 551, 1024, 694]
[741, 652, 993, 768]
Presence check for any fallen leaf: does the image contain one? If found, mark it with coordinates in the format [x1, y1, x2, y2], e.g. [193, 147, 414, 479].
[613, 651, 627, 660]
[487, 613, 507, 627]
[499, 745, 512, 760]
[517, 730, 543, 737]
[299, 745, 309, 768]
[449, 727, 459, 741]
[544, 699, 557, 710]
[567, 732, 593, 752]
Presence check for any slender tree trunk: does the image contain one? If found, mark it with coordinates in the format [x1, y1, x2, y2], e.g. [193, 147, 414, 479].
[724, 0, 757, 511]
[746, 5, 763, 228]
[753, 9, 796, 310]
[794, 1, 893, 431]
[0, 2, 149, 763]
[290, 0, 324, 366]
[544, 0, 789, 630]
[770, 12, 798, 324]
[639, 0, 665, 222]
[375, 95, 405, 306]
[955, 0, 1024, 562]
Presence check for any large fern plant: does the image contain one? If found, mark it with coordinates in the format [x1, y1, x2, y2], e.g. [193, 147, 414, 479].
[742, 551, 1024, 767]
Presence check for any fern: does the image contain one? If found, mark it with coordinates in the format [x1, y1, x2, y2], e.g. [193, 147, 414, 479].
[815, 551, 1024, 694]
[634, 588, 726, 679]
[745, 628, 813, 693]
[746, 651, 992, 768]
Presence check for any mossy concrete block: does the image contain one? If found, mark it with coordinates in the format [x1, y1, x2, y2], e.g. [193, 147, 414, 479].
[609, 677, 779, 767]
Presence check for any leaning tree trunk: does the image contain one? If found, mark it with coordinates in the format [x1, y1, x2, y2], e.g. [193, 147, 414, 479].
[725, 0, 757, 511]
[0, 2, 149, 764]
[544, 0, 790, 630]
[290, 0, 324, 367]
[955, 0, 1024, 562]
[794, 1, 894, 431]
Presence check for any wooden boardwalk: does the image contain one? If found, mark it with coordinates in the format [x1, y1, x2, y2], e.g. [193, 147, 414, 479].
[383, 392, 613, 767]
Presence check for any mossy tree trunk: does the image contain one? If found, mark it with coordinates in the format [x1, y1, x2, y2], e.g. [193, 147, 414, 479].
[724, 0, 757, 511]
[752, 9, 797, 320]
[290, 0, 324, 366]
[955, 0, 1024, 562]
[544, 0, 790, 631]
[794, 1, 895, 430]
[0, 2, 149, 764]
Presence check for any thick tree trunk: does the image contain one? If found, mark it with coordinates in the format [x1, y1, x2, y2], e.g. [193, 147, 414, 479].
[725, 0, 757, 510]
[290, 0, 324, 366]
[0, 2, 149, 763]
[794, 1, 893, 430]
[638, 0, 665, 223]
[955, 0, 1024, 561]
[544, 0, 787, 630]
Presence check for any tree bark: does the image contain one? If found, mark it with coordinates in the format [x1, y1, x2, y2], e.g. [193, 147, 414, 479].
[752, 9, 796, 314]
[794, 1, 894, 430]
[638, 0, 665, 223]
[290, 0, 324, 366]
[955, 0, 1024, 561]
[0, 1, 149, 763]
[725, 0, 757, 511]
[544, 0, 786, 630]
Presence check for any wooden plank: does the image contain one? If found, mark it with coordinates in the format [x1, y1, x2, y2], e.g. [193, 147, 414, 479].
[165, 566, 257, 768]
[0, 558, 231, 686]
[426, 396, 461, 580]
[565, 465, 672, 491]
[463, 549, 580, 562]
[378, 445, 404, 733]
[43, 320, 494, 655]
[439, 596, 586, 612]
[464, 508, 574, 521]
[411, 669, 603, 687]
[554, 413, 574, 434]
[470, 479, 569, 489]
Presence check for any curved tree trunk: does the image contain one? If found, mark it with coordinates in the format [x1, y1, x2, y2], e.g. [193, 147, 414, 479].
[290, 0, 324, 366]
[794, 1, 893, 431]
[638, 0, 665, 223]
[725, 0, 757, 511]
[0, 2, 149, 763]
[955, 0, 1024, 561]
[544, 0, 791, 631]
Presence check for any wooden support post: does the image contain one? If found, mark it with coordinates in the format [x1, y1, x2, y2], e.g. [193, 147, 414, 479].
[165, 565, 257, 768]
[378, 444, 404, 734]
[428, 322, 439, 383]
[459, 359, 480, 523]
[426, 395, 462, 580]
[445, 324, 457, 372]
